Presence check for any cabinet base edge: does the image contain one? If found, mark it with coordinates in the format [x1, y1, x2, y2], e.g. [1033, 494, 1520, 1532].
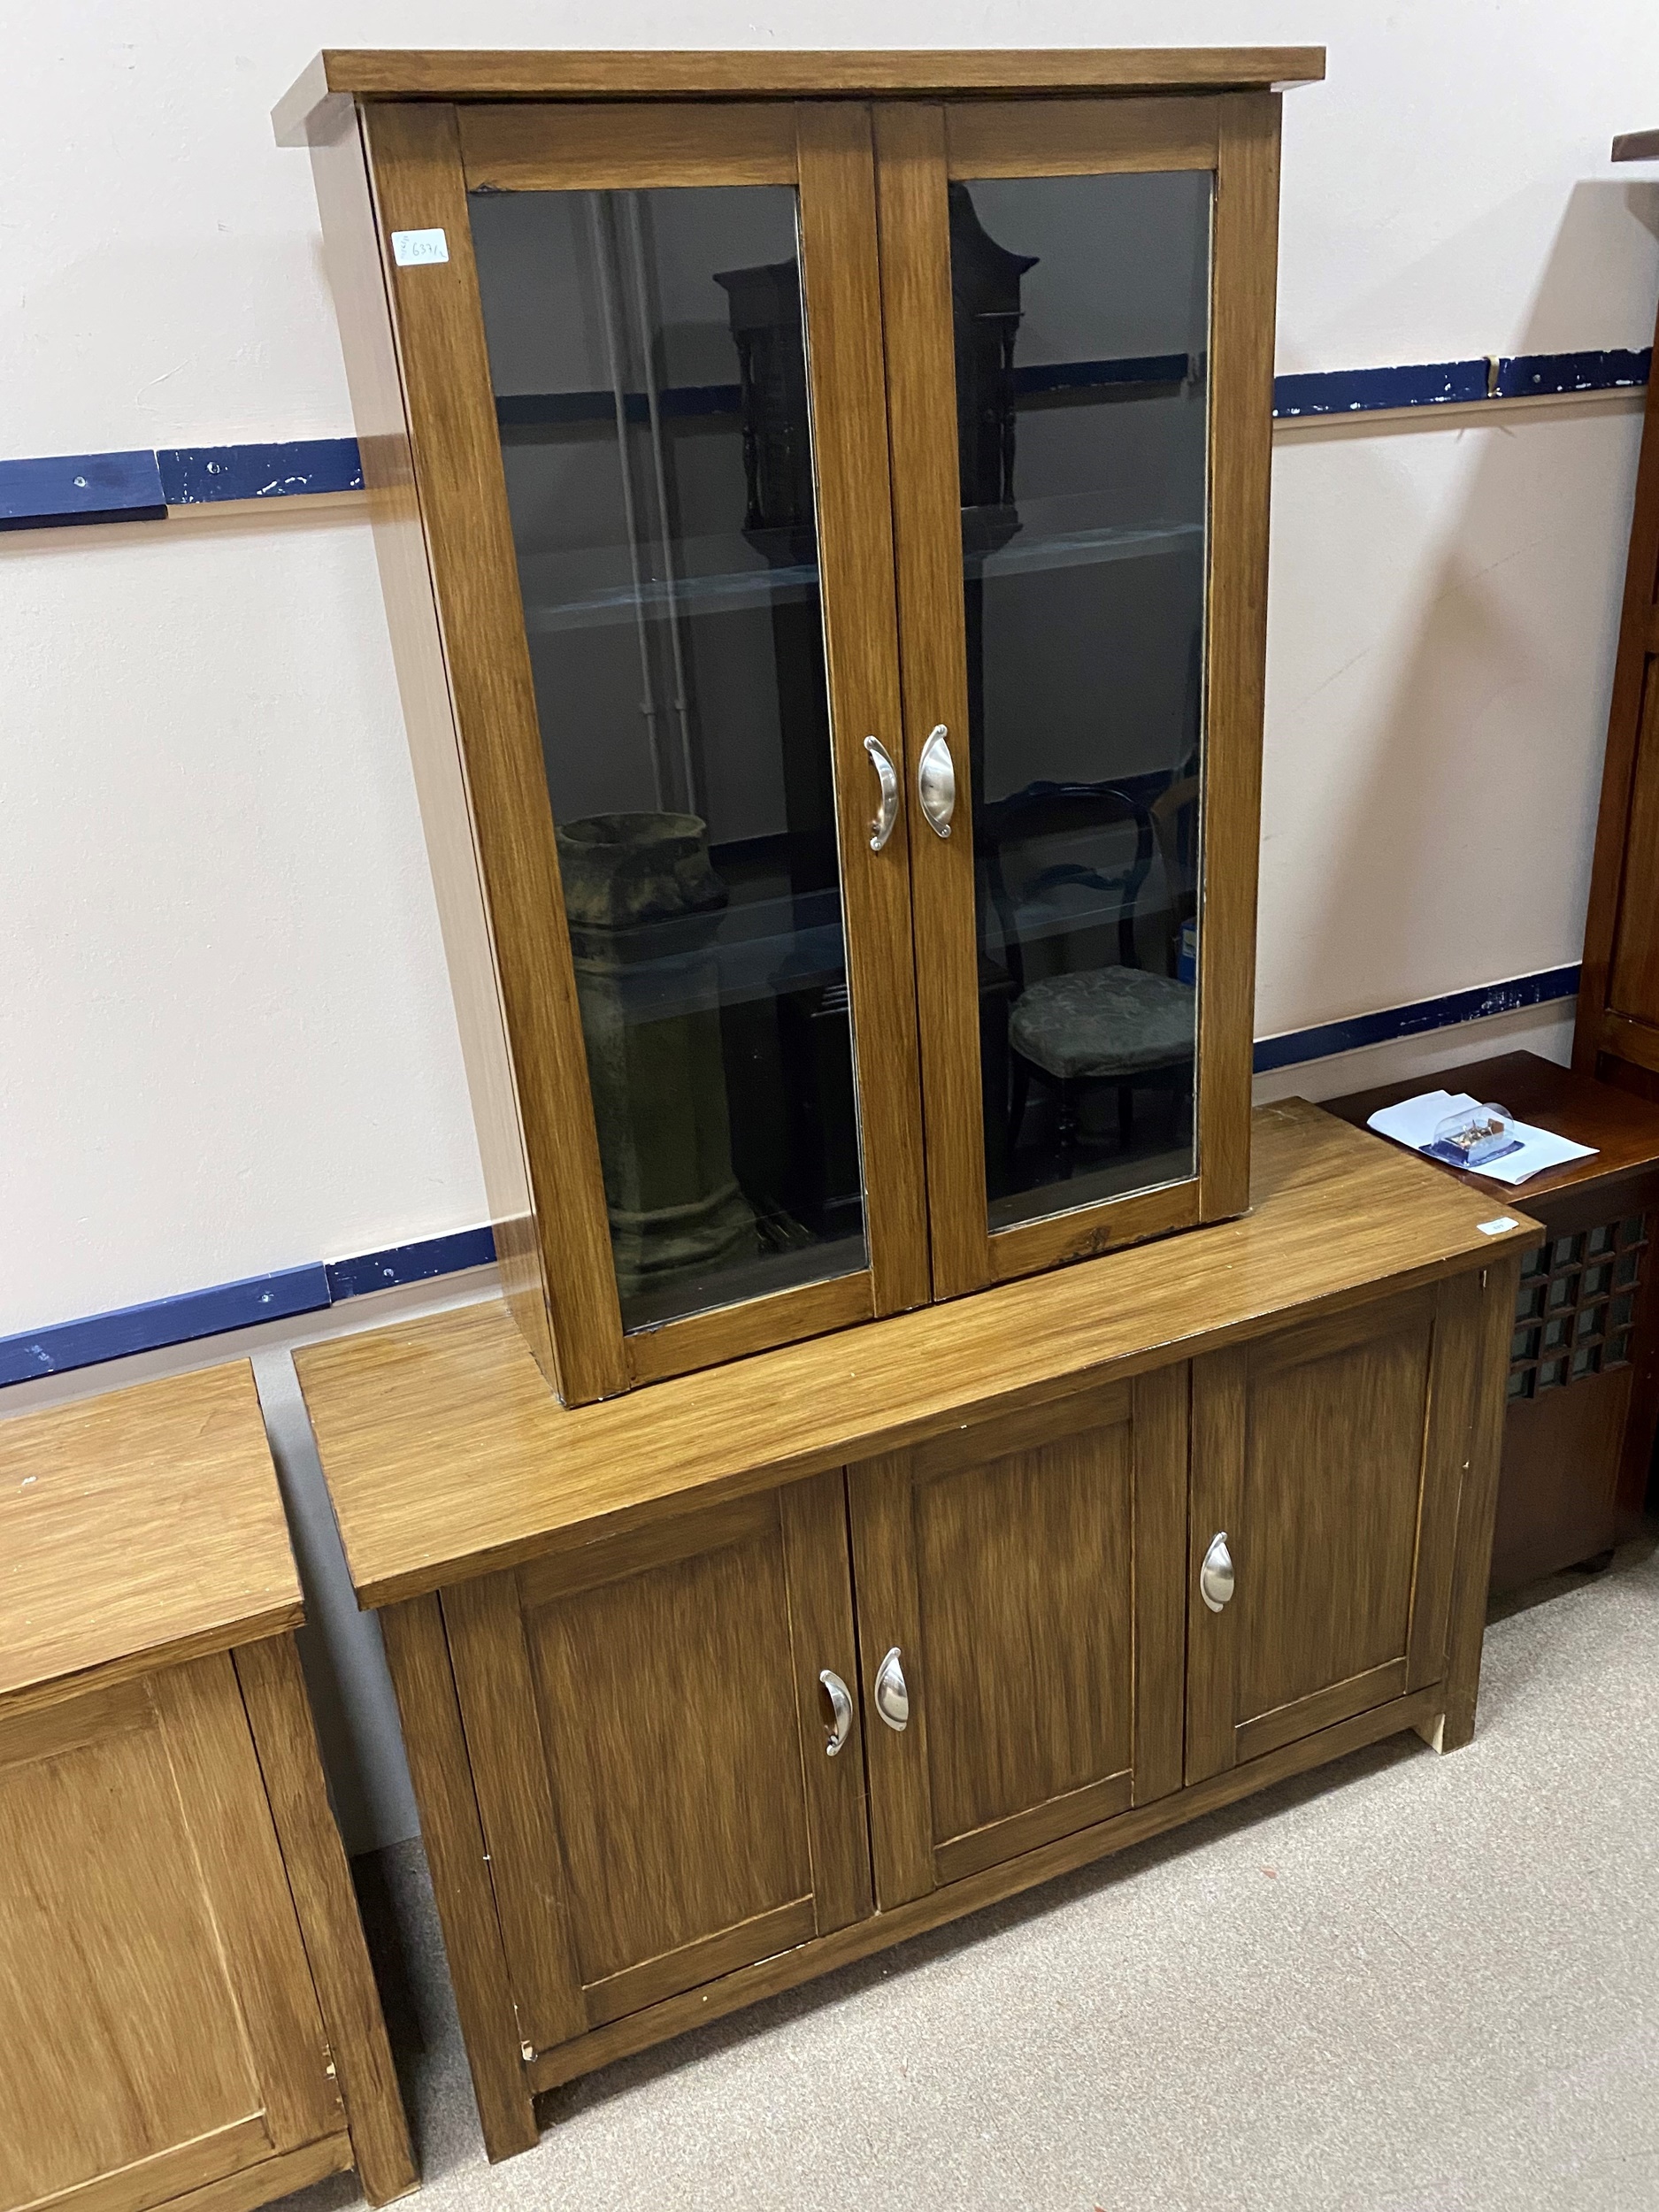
[526, 1682, 1441, 2095]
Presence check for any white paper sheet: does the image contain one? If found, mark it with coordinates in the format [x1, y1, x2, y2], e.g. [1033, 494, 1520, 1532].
[1365, 1090, 1595, 1185]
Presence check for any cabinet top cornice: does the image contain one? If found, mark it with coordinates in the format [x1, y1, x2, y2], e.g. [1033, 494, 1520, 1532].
[295, 1102, 1532, 1613]
[274, 47, 1326, 145]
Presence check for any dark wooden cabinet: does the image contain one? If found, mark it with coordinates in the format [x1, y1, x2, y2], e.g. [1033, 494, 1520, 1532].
[849, 1368, 1186, 1904]
[1185, 1281, 1475, 1783]
[1325, 1049, 1659, 1591]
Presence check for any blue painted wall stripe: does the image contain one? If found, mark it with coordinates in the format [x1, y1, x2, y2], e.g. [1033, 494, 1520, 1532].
[324, 1225, 497, 1301]
[157, 438, 364, 503]
[0, 1265, 332, 1387]
[0, 966, 1581, 1392]
[0, 449, 165, 529]
[0, 345, 1651, 529]
[1251, 964, 1580, 1075]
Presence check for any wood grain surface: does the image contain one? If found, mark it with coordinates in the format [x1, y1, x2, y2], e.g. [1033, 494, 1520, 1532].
[523, 1681, 1433, 2096]
[1185, 1279, 1479, 1785]
[795, 103, 932, 1316]
[457, 101, 797, 187]
[0, 1363, 299, 1721]
[377, 1598, 538, 2162]
[360, 100, 626, 1405]
[234, 1635, 417, 2206]
[434, 1475, 865, 2060]
[849, 1373, 1179, 1901]
[871, 99, 987, 1301]
[274, 50, 1328, 142]
[1197, 91, 1281, 1224]
[297, 1102, 1539, 1609]
[1576, 270, 1659, 1083]
[944, 95, 1218, 175]
[0, 1656, 344, 2212]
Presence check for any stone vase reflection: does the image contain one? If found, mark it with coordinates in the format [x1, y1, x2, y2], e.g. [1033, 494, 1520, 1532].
[557, 812, 756, 1308]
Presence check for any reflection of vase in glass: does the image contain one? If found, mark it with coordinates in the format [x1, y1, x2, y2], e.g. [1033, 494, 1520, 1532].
[557, 812, 756, 1307]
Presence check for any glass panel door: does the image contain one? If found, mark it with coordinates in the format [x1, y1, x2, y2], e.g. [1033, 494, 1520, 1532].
[873, 96, 1263, 1296]
[953, 169, 1210, 1233]
[466, 172, 872, 1337]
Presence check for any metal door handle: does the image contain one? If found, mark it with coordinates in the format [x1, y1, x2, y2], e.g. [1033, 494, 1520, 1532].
[818, 1668, 853, 1757]
[917, 725, 955, 838]
[1200, 1532, 1234, 1613]
[864, 735, 899, 851]
[873, 1645, 910, 1731]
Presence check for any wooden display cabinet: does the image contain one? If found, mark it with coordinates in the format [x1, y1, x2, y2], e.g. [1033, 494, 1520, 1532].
[276, 45, 1325, 1404]
[295, 1102, 1532, 2160]
[0, 1365, 414, 2212]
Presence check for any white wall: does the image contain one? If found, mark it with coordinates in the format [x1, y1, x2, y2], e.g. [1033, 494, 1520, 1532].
[1, 0, 1656, 1346]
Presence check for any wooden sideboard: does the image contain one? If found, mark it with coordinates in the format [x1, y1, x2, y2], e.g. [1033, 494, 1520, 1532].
[1325, 1048, 1659, 1589]
[0, 1365, 415, 2212]
[296, 1102, 1531, 2162]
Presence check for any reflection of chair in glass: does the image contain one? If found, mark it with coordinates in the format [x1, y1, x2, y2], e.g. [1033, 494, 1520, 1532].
[981, 782, 1197, 1171]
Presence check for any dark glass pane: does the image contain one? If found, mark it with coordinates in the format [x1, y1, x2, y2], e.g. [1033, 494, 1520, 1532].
[1613, 1292, 1636, 1328]
[1609, 1333, 1632, 1365]
[1576, 1304, 1606, 1342]
[1516, 1282, 1546, 1320]
[949, 171, 1211, 1233]
[1571, 1344, 1600, 1380]
[1538, 1356, 1569, 1391]
[1543, 1317, 1570, 1352]
[1548, 1275, 1576, 1312]
[1511, 1327, 1540, 1363]
[1553, 1233, 1584, 1268]
[1520, 1244, 1548, 1279]
[1622, 1216, 1646, 1246]
[1508, 1366, 1533, 1401]
[1583, 1261, 1614, 1298]
[1587, 1222, 1617, 1256]
[1616, 1249, 1641, 1287]
[470, 185, 866, 1331]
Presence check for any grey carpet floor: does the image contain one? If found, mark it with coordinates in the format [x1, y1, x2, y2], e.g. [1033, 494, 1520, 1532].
[300, 1536, 1658, 2212]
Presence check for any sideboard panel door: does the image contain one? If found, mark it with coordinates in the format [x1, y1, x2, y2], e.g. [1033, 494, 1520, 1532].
[442, 1471, 872, 2055]
[849, 1367, 1186, 1907]
[1186, 1280, 1474, 1783]
[0, 1659, 343, 2212]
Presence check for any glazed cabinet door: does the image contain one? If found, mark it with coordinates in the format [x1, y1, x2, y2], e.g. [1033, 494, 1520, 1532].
[0, 1657, 344, 2212]
[848, 1369, 1187, 1906]
[442, 1472, 871, 2056]
[873, 93, 1280, 1296]
[362, 99, 928, 1402]
[1185, 1279, 1479, 1784]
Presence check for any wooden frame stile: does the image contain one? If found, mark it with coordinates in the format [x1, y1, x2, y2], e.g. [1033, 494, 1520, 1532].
[873, 92, 1278, 1298]
[1573, 257, 1659, 1094]
[339, 96, 930, 1402]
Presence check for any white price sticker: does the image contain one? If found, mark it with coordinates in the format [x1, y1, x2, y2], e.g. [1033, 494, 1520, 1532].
[392, 227, 449, 267]
[1477, 1216, 1521, 1235]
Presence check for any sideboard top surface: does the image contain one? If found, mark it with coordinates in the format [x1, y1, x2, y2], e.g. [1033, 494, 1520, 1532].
[0, 1361, 302, 1719]
[274, 46, 1326, 142]
[296, 1102, 1537, 1610]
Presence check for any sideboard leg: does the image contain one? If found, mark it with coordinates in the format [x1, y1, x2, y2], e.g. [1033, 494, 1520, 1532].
[235, 1632, 419, 2204]
[1434, 1256, 1520, 1754]
[380, 1594, 541, 2161]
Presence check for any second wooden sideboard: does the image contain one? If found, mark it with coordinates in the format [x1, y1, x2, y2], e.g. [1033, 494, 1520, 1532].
[296, 1102, 1529, 2161]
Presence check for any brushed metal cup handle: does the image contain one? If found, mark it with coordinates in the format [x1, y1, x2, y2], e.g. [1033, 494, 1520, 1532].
[917, 724, 955, 839]
[864, 735, 900, 851]
[873, 1645, 910, 1732]
[1200, 1531, 1235, 1614]
[818, 1668, 853, 1758]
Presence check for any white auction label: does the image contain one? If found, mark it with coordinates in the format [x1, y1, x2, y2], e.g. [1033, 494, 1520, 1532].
[1477, 1216, 1521, 1235]
[392, 227, 449, 266]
